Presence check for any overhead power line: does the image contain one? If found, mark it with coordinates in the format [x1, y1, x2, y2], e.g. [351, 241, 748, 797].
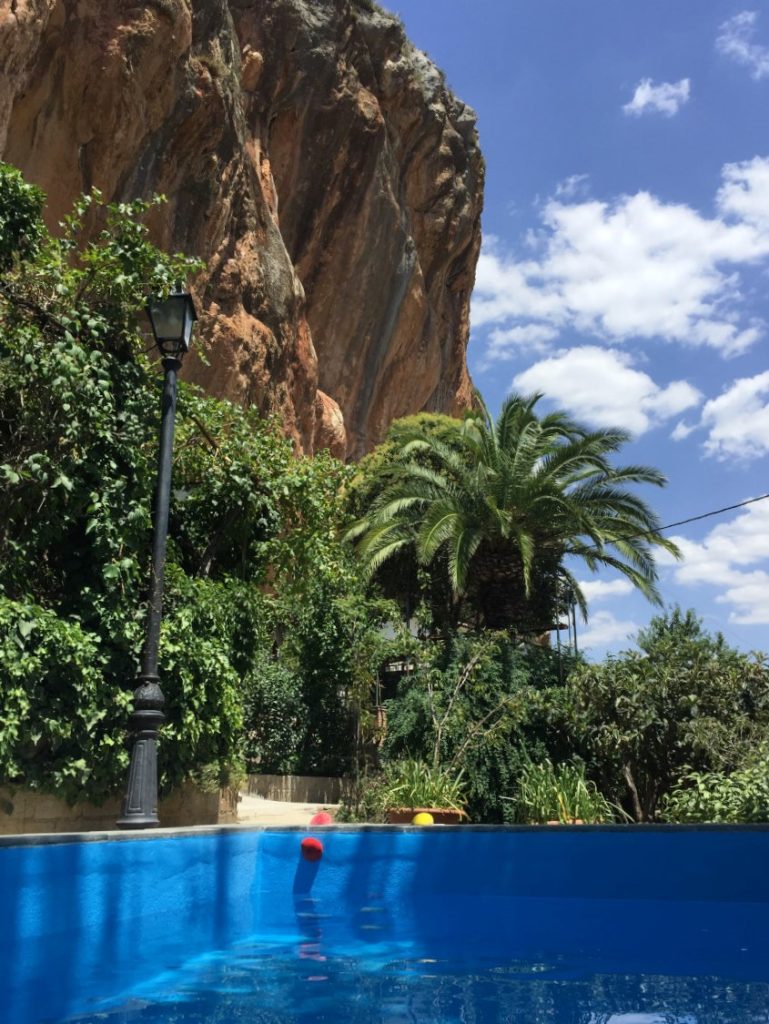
[624, 491, 769, 543]
[656, 492, 769, 534]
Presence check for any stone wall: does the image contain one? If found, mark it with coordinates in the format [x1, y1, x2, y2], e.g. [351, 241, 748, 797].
[0, 782, 238, 835]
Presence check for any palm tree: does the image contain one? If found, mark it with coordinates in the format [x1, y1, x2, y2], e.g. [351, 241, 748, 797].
[346, 393, 679, 633]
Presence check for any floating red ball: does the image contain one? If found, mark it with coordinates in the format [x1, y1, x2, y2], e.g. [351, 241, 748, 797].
[310, 811, 333, 826]
[301, 836, 324, 862]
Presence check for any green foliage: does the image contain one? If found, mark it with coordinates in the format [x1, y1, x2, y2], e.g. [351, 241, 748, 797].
[0, 182, 199, 614]
[170, 394, 293, 583]
[242, 654, 307, 774]
[662, 747, 769, 823]
[0, 165, 374, 802]
[269, 588, 402, 775]
[383, 631, 570, 822]
[153, 573, 261, 790]
[0, 163, 45, 269]
[0, 597, 129, 802]
[342, 758, 467, 823]
[554, 608, 769, 821]
[506, 758, 618, 824]
[347, 393, 677, 634]
[378, 758, 467, 811]
[377, 610, 769, 825]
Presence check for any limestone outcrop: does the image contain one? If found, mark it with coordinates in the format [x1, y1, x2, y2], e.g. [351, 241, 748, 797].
[0, 0, 484, 457]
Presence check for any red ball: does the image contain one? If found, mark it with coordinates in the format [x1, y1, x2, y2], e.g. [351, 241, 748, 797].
[310, 811, 333, 826]
[301, 836, 324, 862]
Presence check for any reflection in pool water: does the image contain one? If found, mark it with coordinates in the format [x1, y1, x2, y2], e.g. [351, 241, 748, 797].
[63, 937, 769, 1024]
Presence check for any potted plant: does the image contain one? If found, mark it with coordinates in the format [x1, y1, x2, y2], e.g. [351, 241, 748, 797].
[505, 759, 618, 824]
[380, 758, 469, 824]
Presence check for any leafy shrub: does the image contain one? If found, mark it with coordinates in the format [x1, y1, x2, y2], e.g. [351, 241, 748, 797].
[662, 751, 769, 823]
[336, 770, 388, 824]
[0, 598, 130, 803]
[0, 162, 44, 268]
[378, 610, 769, 825]
[553, 609, 769, 820]
[242, 656, 308, 774]
[383, 631, 571, 822]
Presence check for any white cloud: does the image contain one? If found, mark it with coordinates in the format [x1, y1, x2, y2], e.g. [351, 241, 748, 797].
[671, 420, 697, 441]
[473, 238, 563, 328]
[578, 578, 634, 602]
[483, 324, 558, 363]
[666, 500, 769, 625]
[717, 573, 769, 626]
[472, 158, 769, 360]
[717, 11, 769, 80]
[555, 174, 589, 199]
[717, 156, 769, 234]
[701, 371, 769, 460]
[579, 610, 639, 650]
[513, 346, 701, 435]
[623, 78, 690, 117]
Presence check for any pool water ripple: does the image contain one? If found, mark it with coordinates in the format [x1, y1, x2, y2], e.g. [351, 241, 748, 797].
[62, 938, 769, 1024]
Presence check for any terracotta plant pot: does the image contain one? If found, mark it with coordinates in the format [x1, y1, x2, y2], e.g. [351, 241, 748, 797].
[546, 819, 585, 825]
[386, 806, 468, 824]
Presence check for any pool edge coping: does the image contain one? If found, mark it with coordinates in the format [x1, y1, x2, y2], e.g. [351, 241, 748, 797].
[4, 821, 769, 847]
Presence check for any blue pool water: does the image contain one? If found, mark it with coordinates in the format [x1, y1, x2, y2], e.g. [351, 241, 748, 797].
[58, 941, 769, 1023]
[4, 826, 769, 1022]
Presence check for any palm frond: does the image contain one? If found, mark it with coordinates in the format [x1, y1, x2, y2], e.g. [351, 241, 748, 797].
[416, 503, 463, 563]
[448, 525, 483, 594]
[346, 386, 674, 627]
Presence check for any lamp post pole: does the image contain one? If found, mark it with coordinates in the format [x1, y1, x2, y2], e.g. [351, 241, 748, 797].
[117, 289, 197, 829]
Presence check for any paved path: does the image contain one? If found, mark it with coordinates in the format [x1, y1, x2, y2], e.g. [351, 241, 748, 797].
[236, 794, 339, 826]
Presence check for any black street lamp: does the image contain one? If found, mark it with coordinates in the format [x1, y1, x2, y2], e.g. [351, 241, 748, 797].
[117, 287, 198, 829]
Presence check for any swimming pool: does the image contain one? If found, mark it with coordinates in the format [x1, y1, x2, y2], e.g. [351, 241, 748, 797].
[3, 825, 769, 1022]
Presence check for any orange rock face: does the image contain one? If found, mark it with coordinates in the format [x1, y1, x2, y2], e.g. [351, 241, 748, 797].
[0, 0, 484, 458]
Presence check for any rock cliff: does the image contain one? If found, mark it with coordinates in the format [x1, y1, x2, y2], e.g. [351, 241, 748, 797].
[0, 0, 483, 457]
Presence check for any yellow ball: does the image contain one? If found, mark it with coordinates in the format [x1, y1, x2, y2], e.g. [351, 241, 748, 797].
[412, 812, 434, 826]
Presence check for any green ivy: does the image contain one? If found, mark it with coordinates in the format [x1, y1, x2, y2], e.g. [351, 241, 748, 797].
[0, 597, 130, 803]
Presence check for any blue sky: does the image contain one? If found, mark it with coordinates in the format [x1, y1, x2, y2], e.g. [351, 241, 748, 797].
[386, 1, 769, 657]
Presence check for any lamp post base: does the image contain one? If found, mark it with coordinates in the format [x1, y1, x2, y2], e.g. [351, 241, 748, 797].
[116, 676, 165, 830]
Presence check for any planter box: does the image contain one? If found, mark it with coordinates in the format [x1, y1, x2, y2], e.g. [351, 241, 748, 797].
[386, 806, 468, 825]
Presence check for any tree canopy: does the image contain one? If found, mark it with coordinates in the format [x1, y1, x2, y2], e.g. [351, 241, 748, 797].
[347, 394, 678, 634]
[552, 608, 769, 820]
